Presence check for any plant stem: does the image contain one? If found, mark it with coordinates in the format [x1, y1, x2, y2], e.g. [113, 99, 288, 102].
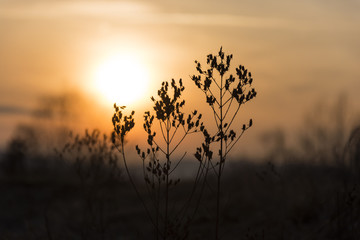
[156, 176, 160, 240]
[117, 142, 158, 237]
[216, 74, 224, 240]
[164, 118, 170, 239]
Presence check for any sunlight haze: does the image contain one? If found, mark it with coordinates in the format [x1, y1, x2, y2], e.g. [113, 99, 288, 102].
[1, 0, 360, 156]
[91, 53, 150, 106]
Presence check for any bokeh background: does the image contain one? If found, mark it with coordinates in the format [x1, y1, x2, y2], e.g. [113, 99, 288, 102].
[1, 0, 360, 157]
[1, 1, 360, 239]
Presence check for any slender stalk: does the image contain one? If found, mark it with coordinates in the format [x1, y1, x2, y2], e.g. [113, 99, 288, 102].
[164, 118, 170, 239]
[156, 174, 161, 240]
[191, 47, 257, 240]
[215, 73, 224, 240]
[116, 142, 160, 237]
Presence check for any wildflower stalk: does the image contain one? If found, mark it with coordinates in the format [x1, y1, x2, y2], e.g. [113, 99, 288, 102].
[136, 79, 208, 239]
[111, 105, 160, 236]
[191, 47, 257, 239]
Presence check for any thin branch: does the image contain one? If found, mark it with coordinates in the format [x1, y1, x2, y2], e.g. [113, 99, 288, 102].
[189, 158, 211, 220]
[170, 130, 189, 156]
[208, 159, 219, 177]
[223, 97, 234, 120]
[159, 121, 167, 144]
[169, 123, 180, 144]
[209, 75, 221, 89]
[176, 152, 209, 221]
[225, 129, 246, 157]
[169, 152, 187, 175]
[151, 139, 167, 156]
[113, 143, 160, 234]
[224, 104, 241, 135]
[207, 87, 221, 107]
[142, 156, 158, 212]
[222, 95, 233, 107]
[211, 105, 220, 128]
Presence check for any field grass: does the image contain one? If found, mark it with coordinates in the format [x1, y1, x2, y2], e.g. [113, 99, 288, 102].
[1, 157, 359, 240]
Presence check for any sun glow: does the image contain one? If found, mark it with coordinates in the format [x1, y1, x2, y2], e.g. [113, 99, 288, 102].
[93, 54, 150, 106]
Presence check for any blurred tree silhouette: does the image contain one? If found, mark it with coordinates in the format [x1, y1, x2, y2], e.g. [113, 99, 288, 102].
[0, 92, 95, 177]
[345, 126, 360, 178]
[297, 95, 351, 165]
[1, 124, 43, 176]
[1, 137, 27, 175]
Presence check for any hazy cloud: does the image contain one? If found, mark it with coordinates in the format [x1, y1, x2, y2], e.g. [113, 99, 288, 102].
[0, 105, 30, 116]
[146, 13, 290, 29]
[0, 1, 301, 30]
[1, 0, 358, 32]
[0, 1, 154, 19]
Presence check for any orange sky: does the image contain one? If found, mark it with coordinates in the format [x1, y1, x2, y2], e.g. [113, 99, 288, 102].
[1, 0, 360, 156]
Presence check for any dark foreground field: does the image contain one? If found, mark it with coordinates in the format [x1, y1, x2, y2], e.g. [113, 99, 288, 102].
[1, 159, 359, 240]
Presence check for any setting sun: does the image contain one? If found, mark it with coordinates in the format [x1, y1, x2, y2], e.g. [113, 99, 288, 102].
[93, 54, 150, 106]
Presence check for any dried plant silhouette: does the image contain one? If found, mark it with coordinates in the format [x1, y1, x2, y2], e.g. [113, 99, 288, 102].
[191, 47, 257, 239]
[111, 47, 257, 239]
[112, 79, 212, 239]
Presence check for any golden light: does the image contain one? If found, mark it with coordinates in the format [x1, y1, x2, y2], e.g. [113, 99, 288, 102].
[93, 54, 150, 106]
